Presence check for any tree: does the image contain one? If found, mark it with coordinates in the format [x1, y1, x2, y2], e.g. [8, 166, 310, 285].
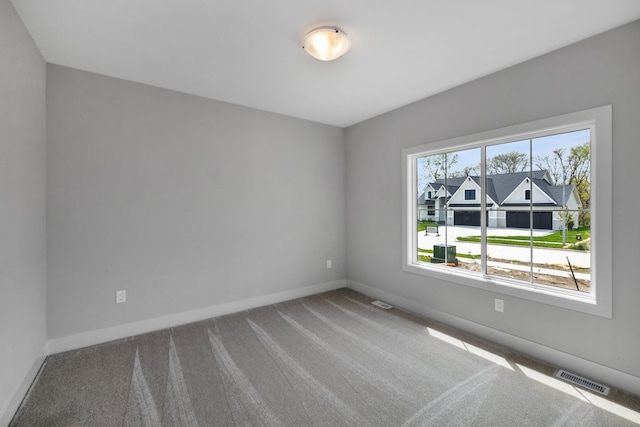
[557, 209, 575, 231]
[486, 151, 528, 174]
[535, 141, 590, 225]
[534, 152, 563, 184]
[460, 165, 480, 177]
[566, 142, 590, 216]
[420, 152, 459, 182]
[535, 142, 589, 188]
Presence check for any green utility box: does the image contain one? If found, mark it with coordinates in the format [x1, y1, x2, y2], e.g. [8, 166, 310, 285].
[431, 244, 458, 265]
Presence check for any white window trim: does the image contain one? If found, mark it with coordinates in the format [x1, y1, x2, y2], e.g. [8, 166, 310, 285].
[402, 105, 612, 318]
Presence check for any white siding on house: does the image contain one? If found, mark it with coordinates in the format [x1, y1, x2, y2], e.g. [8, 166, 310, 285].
[502, 178, 556, 206]
[488, 209, 506, 228]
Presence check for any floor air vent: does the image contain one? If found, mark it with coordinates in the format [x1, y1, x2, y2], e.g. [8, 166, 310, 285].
[371, 300, 393, 309]
[555, 369, 610, 395]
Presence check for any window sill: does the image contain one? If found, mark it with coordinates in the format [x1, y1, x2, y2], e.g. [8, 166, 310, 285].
[403, 260, 609, 318]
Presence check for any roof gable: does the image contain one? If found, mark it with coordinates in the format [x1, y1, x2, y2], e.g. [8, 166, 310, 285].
[448, 176, 497, 206]
[502, 177, 556, 205]
[434, 185, 455, 198]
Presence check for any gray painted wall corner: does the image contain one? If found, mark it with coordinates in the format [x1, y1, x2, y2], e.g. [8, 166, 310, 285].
[0, 0, 47, 422]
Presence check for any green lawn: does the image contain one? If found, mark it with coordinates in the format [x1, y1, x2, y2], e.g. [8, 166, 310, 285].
[455, 227, 590, 250]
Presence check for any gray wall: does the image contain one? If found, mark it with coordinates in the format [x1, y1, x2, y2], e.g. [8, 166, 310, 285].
[346, 21, 640, 378]
[46, 65, 346, 339]
[0, 0, 47, 418]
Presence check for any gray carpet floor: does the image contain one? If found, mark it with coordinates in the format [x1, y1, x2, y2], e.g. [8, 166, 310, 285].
[11, 288, 640, 426]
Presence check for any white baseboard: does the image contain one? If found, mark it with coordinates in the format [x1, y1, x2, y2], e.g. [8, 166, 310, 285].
[347, 279, 640, 397]
[0, 348, 46, 427]
[47, 280, 346, 355]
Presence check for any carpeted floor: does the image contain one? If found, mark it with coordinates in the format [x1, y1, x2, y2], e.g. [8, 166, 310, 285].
[11, 289, 640, 426]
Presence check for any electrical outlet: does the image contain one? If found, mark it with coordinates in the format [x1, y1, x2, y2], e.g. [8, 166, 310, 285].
[494, 298, 504, 312]
[116, 290, 126, 304]
[326, 260, 332, 269]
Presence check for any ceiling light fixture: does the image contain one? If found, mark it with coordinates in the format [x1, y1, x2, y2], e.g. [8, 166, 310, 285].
[302, 26, 351, 61]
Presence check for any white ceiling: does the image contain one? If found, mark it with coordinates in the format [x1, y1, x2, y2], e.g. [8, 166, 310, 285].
[10, 0, 640, 128]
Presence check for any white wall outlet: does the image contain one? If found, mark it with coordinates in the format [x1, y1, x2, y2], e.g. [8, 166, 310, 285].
[116, 290, 126, 304]
[494, 298, 504, 312]
[326, 260, 332, 269]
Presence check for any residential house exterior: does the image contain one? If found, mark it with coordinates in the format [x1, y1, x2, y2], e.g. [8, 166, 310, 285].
[418, 170, 582, 230]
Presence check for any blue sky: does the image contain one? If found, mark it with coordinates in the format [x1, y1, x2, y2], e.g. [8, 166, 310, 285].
[418, 128, 590, 184]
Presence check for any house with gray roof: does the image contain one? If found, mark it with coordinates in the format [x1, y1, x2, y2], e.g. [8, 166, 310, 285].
[418, 170, 582, 230]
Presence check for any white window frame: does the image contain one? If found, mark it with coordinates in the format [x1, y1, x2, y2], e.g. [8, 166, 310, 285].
[402, 106, 612, 318]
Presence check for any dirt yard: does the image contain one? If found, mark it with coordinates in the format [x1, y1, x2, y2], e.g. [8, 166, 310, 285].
[455, 258, 590, 292]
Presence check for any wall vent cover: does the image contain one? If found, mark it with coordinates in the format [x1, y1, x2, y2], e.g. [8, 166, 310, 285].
[371, 300, 393, 309]
[555, 369, 610, 395]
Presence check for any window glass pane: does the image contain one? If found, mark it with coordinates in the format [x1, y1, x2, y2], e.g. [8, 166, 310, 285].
[531, 130, 591, 292]
[417, 148, 481, 273]
[485, 140, 532, 283]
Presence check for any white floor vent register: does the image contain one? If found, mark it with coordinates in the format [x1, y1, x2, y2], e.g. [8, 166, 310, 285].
[555, 369, 610, 395]
[371, 300, 393, 309]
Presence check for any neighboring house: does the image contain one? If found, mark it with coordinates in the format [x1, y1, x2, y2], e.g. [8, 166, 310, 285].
[417, 185, 437, 222]
[418, 170, 582, 230]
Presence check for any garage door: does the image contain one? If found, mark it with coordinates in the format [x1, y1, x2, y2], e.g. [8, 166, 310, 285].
[506, 211, 552, 229]
[454, 211, 480, 226]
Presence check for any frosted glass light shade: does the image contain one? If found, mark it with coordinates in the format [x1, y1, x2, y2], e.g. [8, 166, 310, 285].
[302, 27, 350, 61]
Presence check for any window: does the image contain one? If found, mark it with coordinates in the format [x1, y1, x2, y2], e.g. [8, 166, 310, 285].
[402, 106, 612, 317]
[427, 191, 432, 199]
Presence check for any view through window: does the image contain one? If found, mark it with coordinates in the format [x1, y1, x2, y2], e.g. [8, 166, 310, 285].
[415, 128, 591, 294]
